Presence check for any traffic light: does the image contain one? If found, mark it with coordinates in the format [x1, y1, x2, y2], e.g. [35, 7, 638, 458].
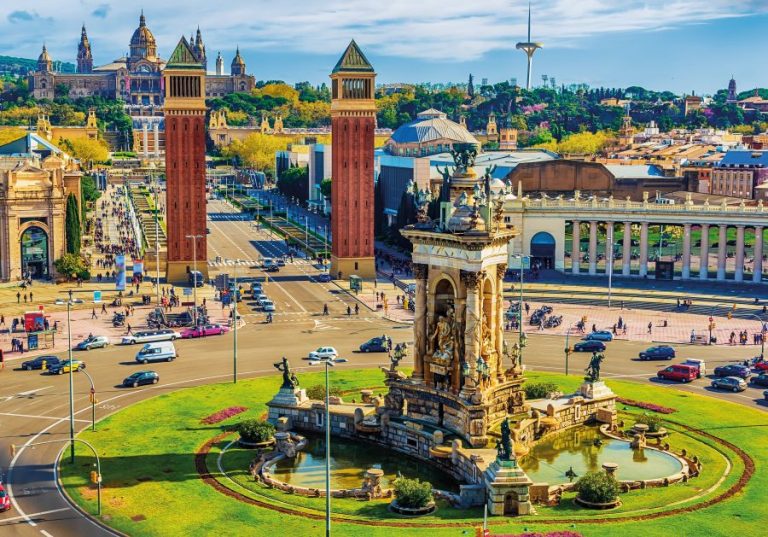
[90, 471, 98, 484]
[727, 312, 733, 320]
[9, 443, 16, 458]
[89, 388, 96, 405]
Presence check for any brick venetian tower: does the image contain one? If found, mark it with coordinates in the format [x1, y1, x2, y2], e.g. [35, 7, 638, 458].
[163, 37, 208, 283]
[329, 40, 376, 279]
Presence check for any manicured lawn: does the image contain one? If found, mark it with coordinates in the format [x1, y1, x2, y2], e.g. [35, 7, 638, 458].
[59, 370, 766, 537]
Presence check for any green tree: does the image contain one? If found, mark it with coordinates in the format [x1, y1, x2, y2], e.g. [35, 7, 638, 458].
[319, 178, 332, 199]
[53, 253, 87, 279]
[65, 193, 81, 254]
[276, 165, 309, 203]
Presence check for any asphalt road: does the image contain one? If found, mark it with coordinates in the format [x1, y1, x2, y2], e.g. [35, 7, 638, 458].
[1, 200, 765, 537]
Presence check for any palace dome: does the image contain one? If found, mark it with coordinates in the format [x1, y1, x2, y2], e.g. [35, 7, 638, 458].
[129, 12, 157, 59]
[389, 109, 480, 146]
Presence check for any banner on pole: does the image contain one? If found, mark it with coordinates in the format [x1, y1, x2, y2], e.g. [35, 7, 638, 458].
[115, 255, 126, 291]
[133, 260, 144, 275]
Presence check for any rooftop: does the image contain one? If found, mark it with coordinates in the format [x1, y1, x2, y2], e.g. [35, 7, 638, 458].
[389, 109, 479, 146]
[717, 150, 768, 167]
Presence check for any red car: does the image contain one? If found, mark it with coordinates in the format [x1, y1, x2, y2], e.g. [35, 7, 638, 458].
[0, 483, 11, 511]
[657, 364, 698, 383]
[753, 359, 768, 372]
[180, 324, 230, 339]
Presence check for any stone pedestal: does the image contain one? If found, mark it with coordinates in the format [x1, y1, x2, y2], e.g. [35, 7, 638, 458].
[579, 381, 614, 400]
[484, 459, 533, 516]
[270, 387, 308, 406]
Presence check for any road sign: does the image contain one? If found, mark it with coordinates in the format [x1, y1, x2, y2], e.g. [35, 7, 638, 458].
[183, 287, 193, 296]
[93, 291, 102, 303]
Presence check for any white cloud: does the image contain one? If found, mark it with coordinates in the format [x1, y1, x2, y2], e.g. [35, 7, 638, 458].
[1, 0, 765, 64]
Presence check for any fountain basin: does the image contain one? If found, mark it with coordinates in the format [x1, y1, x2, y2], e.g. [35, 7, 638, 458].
[520, 425, 684, 485]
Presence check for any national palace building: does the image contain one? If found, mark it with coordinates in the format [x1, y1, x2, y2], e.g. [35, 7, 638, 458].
[28, 11, 254, 106]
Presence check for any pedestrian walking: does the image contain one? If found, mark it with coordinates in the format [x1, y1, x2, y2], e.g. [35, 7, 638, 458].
[347, 306, 351, 316]
[23, 293, 27, 303]
[592, 323, 597, 333]
[16, 291, 20, 303]
[355, 303, 359, 315]
[0, 315, 4, 327]
[323, 304, 329, 316]
[612, 324, 617, 335]
[91, 308, 97, 319]
[126, 323, 132, 335]
[101, 303, 107, 314]
[647, 321, 652, 334]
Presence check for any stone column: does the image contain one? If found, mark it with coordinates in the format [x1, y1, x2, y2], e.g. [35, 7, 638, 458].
[153, 122, 161, 158]
[572, 220, 581, 274]
[735, 225, 745, 282]
[753, 226, 764, 283]
[495, 264, 507, 382]
[717, 224, 727, 281]
[639, 222, 649, 277]
[588, 221, 598, 275]
[622, 222, 632, 276]
[142, 123, 149, 159]
[699, 224, 710, 280]
[460, 270, 483, 396]
[681, 223, 692, 279]
[412, 263, 428, 383]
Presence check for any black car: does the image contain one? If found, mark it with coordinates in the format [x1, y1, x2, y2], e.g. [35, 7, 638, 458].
[639, 345, 676, 361]
[750, 373, 768, 387]
[21, 355, 61, 371]
[122, 371, 160, 388]
[359, 337, 389, 353]
[713, 364, 752, 379]
[264, 265, 280, 273]
[573, 340, 606, 352]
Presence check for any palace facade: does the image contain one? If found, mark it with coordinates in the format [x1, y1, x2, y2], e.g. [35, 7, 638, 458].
[28, 12, 254, 105]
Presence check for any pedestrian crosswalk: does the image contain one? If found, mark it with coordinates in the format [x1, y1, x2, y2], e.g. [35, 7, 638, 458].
[207, 258, 313, 268]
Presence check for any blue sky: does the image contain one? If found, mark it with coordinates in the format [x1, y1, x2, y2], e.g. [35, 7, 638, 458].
[2, 0, 768, 94]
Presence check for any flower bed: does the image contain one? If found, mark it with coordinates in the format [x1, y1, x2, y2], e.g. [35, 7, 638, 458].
[201, 406, 248, 425]
[616, 398, 676, 414]
[493, 532, 584, 537]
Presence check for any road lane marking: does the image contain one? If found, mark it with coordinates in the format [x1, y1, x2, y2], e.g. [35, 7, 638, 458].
[0, 508, 68, 525]
[17, 387, 53, 397]
[40, 530, 54, 537]
[0, 412, 90, 423]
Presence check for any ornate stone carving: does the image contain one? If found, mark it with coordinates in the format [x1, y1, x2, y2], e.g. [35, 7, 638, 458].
[413, 263, 428, 280]
[496, 264, 507, 280]
[460, 269, 484, 290]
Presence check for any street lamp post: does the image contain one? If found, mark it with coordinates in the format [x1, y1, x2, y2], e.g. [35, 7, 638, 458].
[743, 313, 767, 359]
[230, 259, 242, 384]
[150, 163, 160, 306]
[67, 290, 75, 464]
[305, 215, 309, 257]
[186, 234, 204, 326]
[564, 324, 575, 376]
[80, 368, 97, 432]
[309, 358, 335, 537]
[513, 254, 530, 366]
[607, 224, 614, 308]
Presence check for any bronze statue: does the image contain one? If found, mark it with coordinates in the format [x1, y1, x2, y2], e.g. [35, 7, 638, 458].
[274, 356, 298, 389]
[390, 342, 407, 371]
[497, 417, 514, 461]
[429, 312, 455, 363]
[585, 352, 604, 382]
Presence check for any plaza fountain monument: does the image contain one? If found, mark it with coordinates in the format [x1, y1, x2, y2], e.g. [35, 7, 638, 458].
[266, 146, 621, 516]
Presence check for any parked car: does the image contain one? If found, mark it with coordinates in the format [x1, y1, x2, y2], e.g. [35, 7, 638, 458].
[74, 335, 109, 351]
[21, 355, 61, 371]
[764, 389, 768, 402]
[710, 376, 747, 392]
[583, 331, 613, 342]
[316, 273, 332, 283]
[573, 340, 606, 352]
[657, 364, 698, 383]
[753, 359, 768, 372]
[180, 324, 230, 338]
[0, 483, 10, 512]
[360, 337, 389, 353]
[750, 373, 768, 387]
[682, 359, 707, 378]
[122, 371, 160, 388]
[639, 345, 676, 361]
[308, 346, 339, 360]
[713, 364, 752, 379]
[135, 342, 177, 364]
[121, 329, 180, 345]
[49, 360, 85, 375]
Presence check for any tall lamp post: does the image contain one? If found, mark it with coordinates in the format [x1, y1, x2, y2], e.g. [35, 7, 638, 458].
[186, 234, 203, 326]
[80, 368, 98, 432]
[743, 313, 767, 359]
[512, 254, 531, 366]
[309, 358, 335, 537]
[67, 289, 75, 463]
[229, 259, 243, 383]
[149, 162, 160, 306]
[564, 324, 575, 376]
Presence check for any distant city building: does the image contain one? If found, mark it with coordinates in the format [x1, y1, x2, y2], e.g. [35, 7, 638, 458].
[384, 109, 479, 158]
[684, 94, 703, 115]
[711, 150, 768, 200]
[727, 77, 737, 104]
[28, 12, 254, 104]
[737, 90, 768, 112]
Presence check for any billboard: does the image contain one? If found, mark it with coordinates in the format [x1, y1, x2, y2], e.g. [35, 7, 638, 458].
[115, 255, 126, 291]
[133, 260, 144, 275]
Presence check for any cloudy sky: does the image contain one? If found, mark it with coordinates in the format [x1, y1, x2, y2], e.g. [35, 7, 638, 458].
[2, 0, 768, 94]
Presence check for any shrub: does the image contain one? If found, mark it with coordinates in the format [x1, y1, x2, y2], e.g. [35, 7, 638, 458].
[576, 471, 619, 504]
[525, 381, 559, 400]
[235, 419, 275, 443]
[393, 477, 433, 509]
[636, 412, 663, 433]
[306, 384, 343, 400]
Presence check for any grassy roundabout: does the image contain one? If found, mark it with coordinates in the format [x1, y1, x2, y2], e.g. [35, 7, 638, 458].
[59, 370, 765, 537]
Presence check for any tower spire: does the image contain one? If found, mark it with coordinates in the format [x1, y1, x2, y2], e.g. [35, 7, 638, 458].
[527, 1, 531, 42]
[515, 1, 542, 90]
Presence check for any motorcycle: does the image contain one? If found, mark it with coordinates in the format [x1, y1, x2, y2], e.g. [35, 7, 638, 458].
[112, 313, 125, 327]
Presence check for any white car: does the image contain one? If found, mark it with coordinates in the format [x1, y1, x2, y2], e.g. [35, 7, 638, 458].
[261, 300, 276, 312]
[308, 346, 339, 360]
[255, 293, 269, 305]
[122, 329, 181, 345]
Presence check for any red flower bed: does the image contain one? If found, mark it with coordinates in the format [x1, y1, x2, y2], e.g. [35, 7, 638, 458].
[616, 397, 676, 414]
[201, 406, 248, 425]
[494, 532, 583, 537]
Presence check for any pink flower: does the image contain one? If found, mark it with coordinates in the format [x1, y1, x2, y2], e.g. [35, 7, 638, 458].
[201, 406, 249, 424]
[617, 397, 676, 414]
